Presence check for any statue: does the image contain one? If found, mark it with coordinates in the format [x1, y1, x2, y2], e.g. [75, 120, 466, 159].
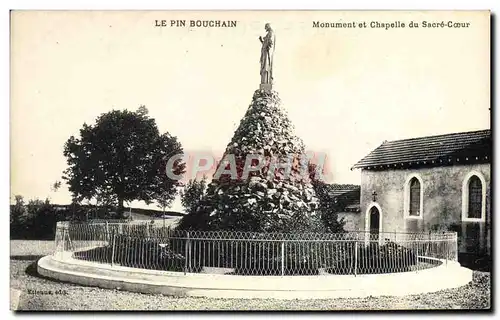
[259, 23, 275, 90]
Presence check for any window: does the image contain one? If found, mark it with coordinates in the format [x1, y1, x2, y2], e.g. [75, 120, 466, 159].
[462, 171, 487, 222]
[409, 178, 421, 216]
[404, 174, 423, 219]
[365, 203, 383, 244]
[468, 176, 482, 219]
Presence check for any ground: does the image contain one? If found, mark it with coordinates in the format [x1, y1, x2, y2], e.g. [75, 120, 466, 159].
[10, 240, 491, 311]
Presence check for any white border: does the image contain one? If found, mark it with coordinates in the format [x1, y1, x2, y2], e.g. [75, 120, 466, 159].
[4, 1, 498, 318]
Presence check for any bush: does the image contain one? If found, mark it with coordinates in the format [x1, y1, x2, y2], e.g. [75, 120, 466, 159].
[326, 241, 417, 275]
[10, 195, 124, 240]
[71, 233, 186, 272]
[110, 234, 186, 272]
[10, 197, 66, 240]
[187, 239, 334, 276]
[180, 177, 208, 214]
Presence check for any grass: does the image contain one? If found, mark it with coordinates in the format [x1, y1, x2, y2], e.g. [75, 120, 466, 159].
[10, 240, 491, 311]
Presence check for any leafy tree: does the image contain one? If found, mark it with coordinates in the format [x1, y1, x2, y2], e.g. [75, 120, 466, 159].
[308, 163, 346, 234]
[311, 180, 347, 233]
[156, 190, 177, 216]
[10, 195, 25, 233]
[63, 106, 186, 218]
[136, 104, 149, 117]
[51, 181, 62, 192]
[176, 177, 209, 230]
[180, 176, 208, 214]
[10, 196, 64, 240]
[26, 198, 57, 239]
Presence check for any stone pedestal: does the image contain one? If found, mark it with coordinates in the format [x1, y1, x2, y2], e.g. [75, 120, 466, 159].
[259, 83, 273, 91]
[186, 88, 321, 234]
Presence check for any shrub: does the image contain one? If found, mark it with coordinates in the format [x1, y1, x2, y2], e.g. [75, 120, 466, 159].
[110, 234, 186, 272]
[180, 177, 208, 214]
[193, 239, 340, 276]
[10, 197, 66, 240]
[71, 233, 186, 272]
[10, 195, 128, 240]
[326, 241, 417, 275]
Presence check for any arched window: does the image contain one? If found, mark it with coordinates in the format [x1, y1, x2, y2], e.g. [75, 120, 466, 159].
[409, 178, 421, 216]
[467, 175, 483, 219]
[462, 171, 487, 222]
[404, 174, 423, 219]
[461, 172, 488, 254]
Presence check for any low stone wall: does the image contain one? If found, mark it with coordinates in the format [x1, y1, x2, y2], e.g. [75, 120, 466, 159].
[38, 254, 472, 300]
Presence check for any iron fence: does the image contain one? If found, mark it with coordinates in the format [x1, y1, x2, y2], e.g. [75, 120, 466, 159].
[53, 221, 458, 276]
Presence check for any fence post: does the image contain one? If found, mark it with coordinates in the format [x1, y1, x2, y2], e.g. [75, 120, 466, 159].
[105, 221, 109, 243]
[354, 241, 358, 277]
[415, 241, 419, 272]
[62, 227, 67, 256]
[184, 231, 190, 275]
[281, 241, 285, 276]
[60, 228, 65, 259]
[188, 232, 192, 272]
[445, 239, 448, 266]
[111, 230, 116, 267]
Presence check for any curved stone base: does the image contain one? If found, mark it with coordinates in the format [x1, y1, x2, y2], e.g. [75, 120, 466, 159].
[38, 255, 473, 299]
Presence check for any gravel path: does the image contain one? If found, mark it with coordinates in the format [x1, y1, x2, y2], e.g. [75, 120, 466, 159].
[10, 240, 491, 311]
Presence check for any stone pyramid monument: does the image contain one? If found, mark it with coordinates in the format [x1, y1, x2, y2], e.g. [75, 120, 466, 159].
[180, 23, 323, 233]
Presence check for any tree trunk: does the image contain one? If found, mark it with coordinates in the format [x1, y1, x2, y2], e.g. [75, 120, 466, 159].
[163, 206, 166, 228]
[117, 197, 125, 219]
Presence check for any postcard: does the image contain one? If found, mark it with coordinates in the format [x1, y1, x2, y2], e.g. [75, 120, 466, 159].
[10, 10, 491, 311]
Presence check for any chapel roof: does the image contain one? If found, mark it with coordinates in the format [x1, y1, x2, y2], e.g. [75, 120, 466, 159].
[324, 184, 360, 213]
[352, 129, 491, 170]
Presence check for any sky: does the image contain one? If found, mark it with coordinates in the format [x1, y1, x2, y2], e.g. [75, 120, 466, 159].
[10, 10, 490, 212]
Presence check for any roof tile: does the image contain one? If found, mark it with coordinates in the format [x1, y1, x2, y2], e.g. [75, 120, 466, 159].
[352, 129, 491, 169]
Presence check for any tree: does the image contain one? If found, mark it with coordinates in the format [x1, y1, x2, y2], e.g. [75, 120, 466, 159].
[304, 162, 346, 233]
[10, 196, 59, 240]
[10, 195, 25, 232]
[156, 188, 179, 216]
[51, 181, 62, 192]
[156, 193, 171, 215]
[176, 177, 208, 230]
[311, 180, 347, 234]
[63, 106, 186, 218]
[136, 104, 149, 117]
[180, 176, 208, 213]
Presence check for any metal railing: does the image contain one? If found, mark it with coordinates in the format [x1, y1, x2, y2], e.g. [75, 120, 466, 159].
[53, 221, 458, 276]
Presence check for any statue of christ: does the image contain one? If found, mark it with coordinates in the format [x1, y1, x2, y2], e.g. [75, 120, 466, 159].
[259, 23, 275, 87]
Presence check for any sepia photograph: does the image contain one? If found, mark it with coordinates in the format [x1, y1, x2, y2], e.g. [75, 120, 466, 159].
[9, 10, 491, 311]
